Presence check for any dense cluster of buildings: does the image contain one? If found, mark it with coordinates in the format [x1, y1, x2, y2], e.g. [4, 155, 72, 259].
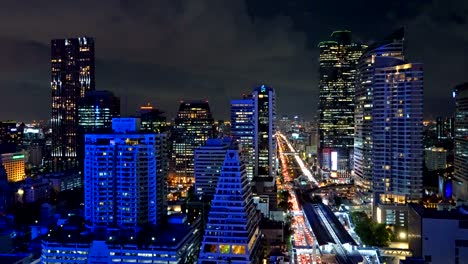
[0, 25, 466, 264]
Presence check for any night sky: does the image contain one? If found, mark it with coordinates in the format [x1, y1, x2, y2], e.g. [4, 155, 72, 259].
[0, 0, 466, 121]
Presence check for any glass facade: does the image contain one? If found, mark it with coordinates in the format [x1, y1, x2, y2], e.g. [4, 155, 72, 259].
[318, 31, 366, 174]
[51, 37, 95, 171]
[354, 28, 405, 191]
[231, 98, 255, 181]
[171, 101, 214, 197]
[453, 83, 468, 200]
[252, 85, 276, 180]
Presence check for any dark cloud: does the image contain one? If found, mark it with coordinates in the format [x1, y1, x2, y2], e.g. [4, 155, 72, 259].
[0, 0, 466, 121]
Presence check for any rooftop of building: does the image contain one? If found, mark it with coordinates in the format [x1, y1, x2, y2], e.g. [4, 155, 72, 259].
[43, 214, 199, 250]
[0, 254, 31, 264]
[410, 203, 468, 220]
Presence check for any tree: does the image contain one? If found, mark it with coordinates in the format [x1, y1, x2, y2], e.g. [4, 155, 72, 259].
[351, 212, 392, 247]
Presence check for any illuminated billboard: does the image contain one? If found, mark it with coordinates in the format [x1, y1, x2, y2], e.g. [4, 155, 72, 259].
[331, 151, 338, 171]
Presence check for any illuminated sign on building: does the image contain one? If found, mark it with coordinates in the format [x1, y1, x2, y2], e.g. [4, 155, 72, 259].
[331, 151, 338, 171]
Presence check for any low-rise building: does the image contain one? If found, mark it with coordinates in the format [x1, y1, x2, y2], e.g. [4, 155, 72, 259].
[408, 204, 468, 263]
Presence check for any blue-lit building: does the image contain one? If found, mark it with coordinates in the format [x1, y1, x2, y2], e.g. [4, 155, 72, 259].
[354, 28, 405, 191]
[198, 148, 261, 264]
[42, 118, 200, 263]
[77, 90, 120, 164]
[84, 118, 166, 229]
[194, 137, 232, 199]
[231, 97, 255, 181]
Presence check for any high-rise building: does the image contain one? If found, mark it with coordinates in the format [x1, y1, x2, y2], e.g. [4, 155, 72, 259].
[424, 147, 447, 171]
[318, 30, 366, 175]
[78, 90, 120, 133]
[171, 101, 214, 197]
[1, 152, 26, 182]
[0, 121, 22, 153]
[231, 97, 255, 181]
[84, 118, 167, 229]
[372, 58, 423, 204]
[354, 28, 405, 191]
[453, 83, 468, 201]
[77, 90, 120, 164]
[139, 103, 167, 133]
[252, 85, 276, 179]
[51, 37, 95, 171]
[436, 116, 455, 140]
[194, 138, 232, 199]
[198, 148, 261, 264]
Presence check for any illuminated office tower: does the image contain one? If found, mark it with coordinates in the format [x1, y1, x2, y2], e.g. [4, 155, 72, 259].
[318, 30, 366, 175]
[171, 101, 214, 195]
[139, 103, 167, 133]
[231, 97, 255, 181]
[77, 91, 120, 163]
[51, 37, 94, 171]
[78, 91, 120, 133]
[84, 118, 167, 229]
[194, 138, 232, 199]
[198, 148, 261, 264]
[372, 58, 423, 204]
[453, 83, 468, 200]
[1, 152, 26, 182]
[252, 85, 276, 179]
[354, 28, 405, 191]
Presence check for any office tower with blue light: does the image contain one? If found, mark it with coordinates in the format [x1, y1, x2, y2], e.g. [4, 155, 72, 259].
[198, 148, 261, 264]
[171, 101, 214, 197]
[51, 37, 95, 171]
[373, 58, 423, 205]
[453, 83, 468, 201]
[84, 118, 166, 228]
[231, 97, 255, 181]
[77, 90, 120, 163]
[354, 28, 405, 191]
[318, 30, 366, 177]
[194, 137, 232, 199]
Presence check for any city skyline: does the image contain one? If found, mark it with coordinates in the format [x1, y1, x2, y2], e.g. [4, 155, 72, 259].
[0, 1, 466, 121]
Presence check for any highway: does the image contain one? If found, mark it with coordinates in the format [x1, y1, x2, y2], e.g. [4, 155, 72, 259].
[277, 132, 360, 264]
[277, 133, 319, 264]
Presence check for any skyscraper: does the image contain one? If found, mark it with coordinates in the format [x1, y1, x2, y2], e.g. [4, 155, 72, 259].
[84, 118, 167, 229]
[77, 90, 120, 163]
[171, 101, 214, 197]
[372, 58, 423, 204]
[194, 137, 232, 199]
[51, 37, 95, 171]
[318, 30, 366, 175]
[78, 90, 120, 133]
[453, 83, 468, 201]
[354, 28, 405, 191]
[231, 97, 255, 181]
[252, 85, 276, 179]
[139, 103, 167, 133]
[198, 148, 261, 264]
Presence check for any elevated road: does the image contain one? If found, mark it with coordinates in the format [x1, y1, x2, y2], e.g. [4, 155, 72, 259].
[278, 133, 362, 264]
